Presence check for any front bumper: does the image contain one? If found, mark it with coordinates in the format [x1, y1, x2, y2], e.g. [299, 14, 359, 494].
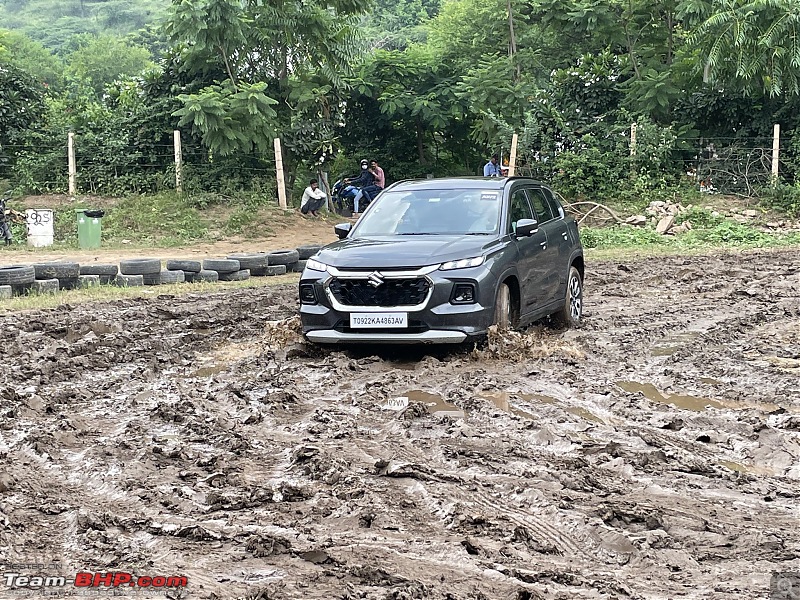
[299, 264, 495, 345]
[305, 329, 467, 344]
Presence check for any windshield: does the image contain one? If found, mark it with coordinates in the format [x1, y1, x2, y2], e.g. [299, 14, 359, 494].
[352, 188, 501, 236]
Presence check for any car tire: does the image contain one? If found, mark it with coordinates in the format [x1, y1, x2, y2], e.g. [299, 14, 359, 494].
[552, 266, 583, 328]
[218, 269, 250, 282]
[79, 264, 118, 277]
[0, 265, 35, 286]
[119, 258, 161, 275]
[268, 249, 300, 266]
[202, 258, 240, 273]
[296, 244, 323, 260]
[185, 269, 219, 283]
[34, 262, 79, 280]
[493, 282, 513, 331]
[159, 270, 185, 284]
[166, 259, 202, 273]
[226, 253, 267, 270]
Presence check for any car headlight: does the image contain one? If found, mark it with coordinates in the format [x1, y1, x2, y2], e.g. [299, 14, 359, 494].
[305, 258, 328, 272]
[439, 256, 485, 270]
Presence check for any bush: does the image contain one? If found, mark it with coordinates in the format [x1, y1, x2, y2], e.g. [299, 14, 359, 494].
[757, 183, 800, 217]
[580, 225, 665, 249]
[674, 205, 724, 228]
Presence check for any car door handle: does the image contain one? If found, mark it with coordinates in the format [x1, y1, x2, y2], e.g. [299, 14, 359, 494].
[540, 241, 547, 248]
[562, 232, 568, 240]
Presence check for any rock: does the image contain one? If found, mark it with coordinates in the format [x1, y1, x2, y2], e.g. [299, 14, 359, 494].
[766, 222, 780, 228]
[733, 215, 749, 224]
[625, 215, 648, 227]
[0, 471, 15, 492]
[656, 215, 675, 234]
[743, 209, 758, 218]
[672, 223, 688, 235]
[712, 211, 721, 217]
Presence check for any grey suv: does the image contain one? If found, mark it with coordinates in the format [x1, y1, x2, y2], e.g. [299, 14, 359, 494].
[298, 177, 584, 344]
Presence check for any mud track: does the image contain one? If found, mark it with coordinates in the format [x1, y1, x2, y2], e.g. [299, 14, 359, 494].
[1, 249, 798, 599]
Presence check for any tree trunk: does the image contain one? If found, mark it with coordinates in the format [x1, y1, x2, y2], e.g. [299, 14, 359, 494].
[416, 118, 426, 165]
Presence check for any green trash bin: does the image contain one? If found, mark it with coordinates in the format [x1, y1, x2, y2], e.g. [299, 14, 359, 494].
[75, 209, 103, 249]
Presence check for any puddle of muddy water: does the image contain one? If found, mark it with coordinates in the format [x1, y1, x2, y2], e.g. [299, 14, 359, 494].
[617, 381, 781, 413]
[192, 364, 227, 378]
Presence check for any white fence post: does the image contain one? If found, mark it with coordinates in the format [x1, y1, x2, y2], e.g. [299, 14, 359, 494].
[274, 138, 287, 210]
[508, 133, 519, 176]
[772, 123, 780, 183]
[68, 132, 77, 196]
[173, 130, 183, 193]
[630, 122, 637, 157]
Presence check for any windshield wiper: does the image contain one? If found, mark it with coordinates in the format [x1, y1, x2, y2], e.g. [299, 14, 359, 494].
[396, 232, 443, 235]
[464, 232, 491, 235]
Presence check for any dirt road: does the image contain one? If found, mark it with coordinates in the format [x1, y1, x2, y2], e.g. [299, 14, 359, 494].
[0, 249, 798, 599]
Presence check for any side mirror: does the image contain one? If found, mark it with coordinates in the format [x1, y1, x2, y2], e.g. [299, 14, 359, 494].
[515, 218, 539, 237]
[334, 222, 352, 239]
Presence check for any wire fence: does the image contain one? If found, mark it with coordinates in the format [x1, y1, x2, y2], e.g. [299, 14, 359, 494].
[1, 129, 795, 198]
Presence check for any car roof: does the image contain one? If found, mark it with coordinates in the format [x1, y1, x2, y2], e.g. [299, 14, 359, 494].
[387, 177, 548, 191]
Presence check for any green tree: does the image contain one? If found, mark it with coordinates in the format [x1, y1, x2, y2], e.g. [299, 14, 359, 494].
[164, 0, 371, 194]
[64, 33, 154, 96]
[690, 0, 800, 96]
[0, 29, 65, 90]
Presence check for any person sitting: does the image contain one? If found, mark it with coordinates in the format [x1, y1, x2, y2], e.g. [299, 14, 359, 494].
[300, 178, 327, 216]
[358, 158, 385, 208]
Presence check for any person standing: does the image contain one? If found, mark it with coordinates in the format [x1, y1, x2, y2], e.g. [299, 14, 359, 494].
[483, 154, 502, 177]
[300, 178, 327, 216]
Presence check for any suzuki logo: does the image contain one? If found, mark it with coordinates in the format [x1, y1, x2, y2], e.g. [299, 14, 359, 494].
[367, 271, 385, 287]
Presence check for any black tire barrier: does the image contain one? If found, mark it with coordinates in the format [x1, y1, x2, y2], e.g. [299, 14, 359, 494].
[78, 275, 101, 289]
[166, 259, 202, 273]
[226, 253, 268, 270]
[79, 264, 118, 276]
[267, 265, 287, 276]
[58, 277, 81, 290]
[34, 262, 79, 280]
[159, 270, 185, 284]
[31, 279, 59, 294]
[268, 249, 300, 266]
[202, 258, 240, 273]
[290, 260, 307, 273]
[0, 285, 11, 299]
[218, 269, 250, 282]
[115, 274, 144, 287]
[185, 269, 219, 283]
[119, 258, 161, 275]
[0, 265, 35, 286]
[296, 244, 323, 260]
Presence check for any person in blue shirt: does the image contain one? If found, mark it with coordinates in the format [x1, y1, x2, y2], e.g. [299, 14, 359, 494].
[484, 154, 501, 177]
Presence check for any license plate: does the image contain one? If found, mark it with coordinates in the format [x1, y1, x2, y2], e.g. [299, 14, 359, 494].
[350, 312, 408, 328]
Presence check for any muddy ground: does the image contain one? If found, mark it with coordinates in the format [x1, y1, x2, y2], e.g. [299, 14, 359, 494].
[0, 248, 798, 600]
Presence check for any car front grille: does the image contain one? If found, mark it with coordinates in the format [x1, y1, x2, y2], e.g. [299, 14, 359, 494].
[328, 277, 430, 307]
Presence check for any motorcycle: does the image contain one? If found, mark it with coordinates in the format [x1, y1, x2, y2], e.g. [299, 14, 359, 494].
[330, 178, 374, 216]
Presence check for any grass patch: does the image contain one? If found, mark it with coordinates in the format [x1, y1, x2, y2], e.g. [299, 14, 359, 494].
[0, 273, 299, 313]
[101, 192, 210, 246]
[581, 218, 800, 256]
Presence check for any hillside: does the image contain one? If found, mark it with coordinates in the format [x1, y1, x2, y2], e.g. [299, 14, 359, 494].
[0, 0, 169, 49]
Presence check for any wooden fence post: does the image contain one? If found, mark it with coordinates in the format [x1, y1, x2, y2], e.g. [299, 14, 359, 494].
[173, 130, 183, 193]
[274, 138, 287, 210]
[68, 132, 77, 196]
[772, 123, 780, 184]
[508, 133, 519, 176]
[630, 122, 637, 157]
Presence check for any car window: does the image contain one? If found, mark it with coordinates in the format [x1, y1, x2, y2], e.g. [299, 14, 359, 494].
[353, 188, 501, 236]
[508, 188, 534, 234]
[542, 187, 564, 219]
[527, 188, 555, 223]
